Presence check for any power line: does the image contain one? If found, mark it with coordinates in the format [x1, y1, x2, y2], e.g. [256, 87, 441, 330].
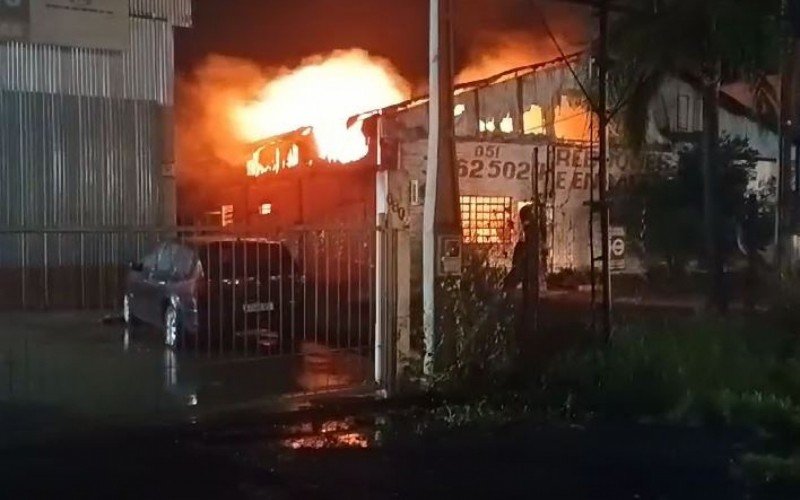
[531, 0, 597, 113]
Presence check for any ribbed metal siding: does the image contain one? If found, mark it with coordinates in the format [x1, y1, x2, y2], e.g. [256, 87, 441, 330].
[0, 90, 163, 229]
[130, 0, 192, 27]
[0, 90, 164, 308]
[0, 18, 175, 105]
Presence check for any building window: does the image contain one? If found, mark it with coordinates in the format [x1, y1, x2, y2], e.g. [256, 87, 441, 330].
[460, 196, 514, 244]
[221, 205, 234, 227]
[259, 203, 273, 215]
[693, 97, 703, 132]
[677, 94, 691, 132]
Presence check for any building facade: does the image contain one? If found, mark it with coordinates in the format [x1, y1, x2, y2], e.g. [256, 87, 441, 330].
[377, 56, 786, 277]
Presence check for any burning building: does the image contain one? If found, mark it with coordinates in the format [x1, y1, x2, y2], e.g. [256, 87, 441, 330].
[184, 50, 785, 280]
[180, 45, 779, 290]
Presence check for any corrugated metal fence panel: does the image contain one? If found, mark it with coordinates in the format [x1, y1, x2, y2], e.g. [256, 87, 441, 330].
[0, 90, 164, 308]
[130, 0, 193, 27]
[0, 18, 175, 105]
[0, 90, 164, 230]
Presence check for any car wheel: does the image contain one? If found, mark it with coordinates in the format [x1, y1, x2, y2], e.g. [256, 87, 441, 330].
[164, 304, 182, 348]
[123, 294, 138, 325]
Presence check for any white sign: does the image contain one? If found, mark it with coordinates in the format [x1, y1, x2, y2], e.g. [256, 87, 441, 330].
[456, 142, 542, 198]
[1, 0, 129, 50]
[609, 226, 626, 272]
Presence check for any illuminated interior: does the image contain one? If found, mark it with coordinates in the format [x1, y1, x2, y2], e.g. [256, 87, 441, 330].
[553, 95, 593, 142]
[460, 196, 514, 244]
[523, 105, 545, 135]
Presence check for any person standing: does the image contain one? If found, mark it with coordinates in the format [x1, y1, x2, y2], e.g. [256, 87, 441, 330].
[503, 204, 540, 345]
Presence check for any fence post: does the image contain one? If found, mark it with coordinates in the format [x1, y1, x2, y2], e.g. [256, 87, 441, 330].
[375, 170, 389, 389]
[375, 146, 413, 394]
[391, 170, 412, 393]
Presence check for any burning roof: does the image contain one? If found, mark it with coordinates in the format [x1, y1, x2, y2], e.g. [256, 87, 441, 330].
[232, 49, 411, 165]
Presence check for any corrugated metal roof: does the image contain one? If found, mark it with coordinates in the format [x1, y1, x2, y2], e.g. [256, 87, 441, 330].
[130, 0, 193, 28]
[0, 18, 176, 104]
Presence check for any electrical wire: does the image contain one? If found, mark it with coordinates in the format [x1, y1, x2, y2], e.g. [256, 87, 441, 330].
[530, 0, 597, 113]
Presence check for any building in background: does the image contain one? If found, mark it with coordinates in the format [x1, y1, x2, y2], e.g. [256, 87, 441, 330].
[0, 0, 191, 309]
[220, 54, 785, 282]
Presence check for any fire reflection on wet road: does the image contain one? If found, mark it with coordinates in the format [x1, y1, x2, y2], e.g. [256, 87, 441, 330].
[281, 417, 373, 449]
[0, 312, 373, 441]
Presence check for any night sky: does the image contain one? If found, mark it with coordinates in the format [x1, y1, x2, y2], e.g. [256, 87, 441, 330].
[175, 0, 589, 83]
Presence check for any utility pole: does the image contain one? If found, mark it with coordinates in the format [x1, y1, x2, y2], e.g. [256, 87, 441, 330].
[543, 0, 614, 340]
[423, 0, 461, 377]
[597, 0, 613, 342]
[778, 0, 798, 275]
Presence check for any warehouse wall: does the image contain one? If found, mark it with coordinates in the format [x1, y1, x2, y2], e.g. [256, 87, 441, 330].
[0, 2, 191, 309]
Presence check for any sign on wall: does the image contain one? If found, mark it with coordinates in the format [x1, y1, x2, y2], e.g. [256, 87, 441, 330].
[609, 226, 627, 272]
[0, 0, 29, 41]
[0, 0, 128, 50]
[456, 142, 541, 198]
[455, 141, 678, 200]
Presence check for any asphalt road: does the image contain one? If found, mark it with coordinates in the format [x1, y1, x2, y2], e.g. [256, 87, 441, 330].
[0, 416, 780, 500]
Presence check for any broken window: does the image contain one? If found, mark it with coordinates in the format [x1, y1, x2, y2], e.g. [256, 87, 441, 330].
[554, 95, 592, 142]
[523, 105, 545, 135]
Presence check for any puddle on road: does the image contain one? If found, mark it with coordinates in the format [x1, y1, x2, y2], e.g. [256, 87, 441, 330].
[280, 417, 375, 450]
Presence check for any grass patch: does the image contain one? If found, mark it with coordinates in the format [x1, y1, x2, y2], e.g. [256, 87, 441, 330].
[541, 317, 800, 423]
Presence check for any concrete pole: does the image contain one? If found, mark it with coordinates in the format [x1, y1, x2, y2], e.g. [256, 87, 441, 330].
[424, 0, 461, 376]
[777, 0, 797, 274]
[375, 168, 388, 387]
[597, 1, 613, 342]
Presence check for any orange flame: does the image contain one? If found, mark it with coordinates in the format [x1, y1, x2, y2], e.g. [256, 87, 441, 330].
[232, 49, 411, 164]
[456, 33, 556, 84]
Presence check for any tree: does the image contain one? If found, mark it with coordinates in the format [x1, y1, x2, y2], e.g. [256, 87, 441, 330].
[609, 0, 781, 311]
[616, 136, 774, 283]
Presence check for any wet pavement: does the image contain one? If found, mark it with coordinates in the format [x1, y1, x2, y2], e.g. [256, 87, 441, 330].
[0, 311, 793, 499]
[0, 312, 792, 499]
[0, 311, 373, 445]
[0, 413, 769, 499]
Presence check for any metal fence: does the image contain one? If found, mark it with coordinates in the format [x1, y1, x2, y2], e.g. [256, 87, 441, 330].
[0, 226, 377, 360]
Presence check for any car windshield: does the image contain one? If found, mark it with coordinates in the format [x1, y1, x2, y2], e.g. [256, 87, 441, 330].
[197, 241, 295, 279]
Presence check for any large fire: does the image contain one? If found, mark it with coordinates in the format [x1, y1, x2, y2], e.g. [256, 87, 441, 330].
[232, 49, 411, 164]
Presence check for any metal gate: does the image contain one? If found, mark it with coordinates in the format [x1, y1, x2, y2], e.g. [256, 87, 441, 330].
[0, 226, 380, 398]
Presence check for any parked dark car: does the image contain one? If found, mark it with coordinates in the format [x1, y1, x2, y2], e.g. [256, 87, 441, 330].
[123, 237, 303, 352]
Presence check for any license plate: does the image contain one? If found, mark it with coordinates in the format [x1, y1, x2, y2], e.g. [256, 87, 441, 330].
[243, 302, 274, 313]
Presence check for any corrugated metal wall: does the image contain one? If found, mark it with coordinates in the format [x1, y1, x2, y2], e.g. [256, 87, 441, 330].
[0, 92, 163, 228]
[0, 18, 176, 105]
[0, 2, 190, 309]
[131, 0, 193, 27]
